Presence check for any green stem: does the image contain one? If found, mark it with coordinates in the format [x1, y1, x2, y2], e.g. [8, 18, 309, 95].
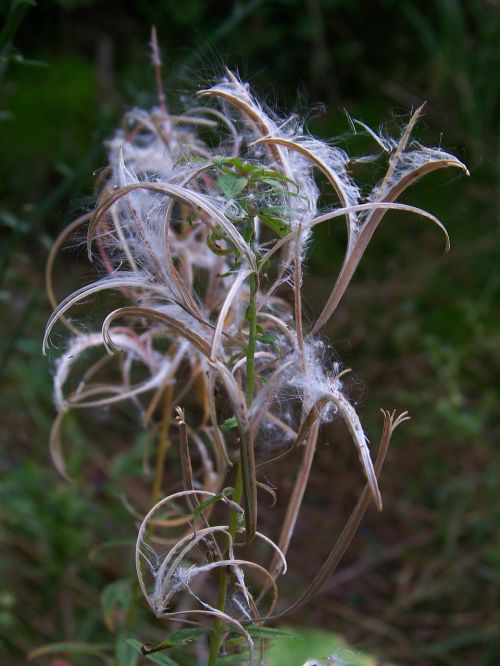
[208, 271, 257, 664]
[207, 464, 243, 666]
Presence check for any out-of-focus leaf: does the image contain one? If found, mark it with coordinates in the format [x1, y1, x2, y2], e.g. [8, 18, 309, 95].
[101, 579, 132, 632]
[248, 626, 303, 641]
[88, 539, 135, 563]
[115, 632, 139, 666]
[141, 628, 205, 653]
[1, 53, 47, 67]
[0, 0, 35, 53]
[28, 642, 112, 661]
[265, 628, 378, 666]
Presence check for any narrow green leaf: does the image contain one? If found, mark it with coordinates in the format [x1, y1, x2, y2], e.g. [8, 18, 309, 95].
[115, 632, 139, 666]
[141, 628, 206, 653]
[193, 491, 225, 517]
[2, 53, 47, 67]
[265, 629, 374, 666]
[143, 651, 180, 666]
[248, 626, 303, 640]
[0, 0, 35, 54]
[28, 642, 112, 661]
[101, 579, 132, 632]
[242, 223, 255, 244]
[258, 212, 291, 238]
[168, 627, 206, 644]
[220, 416, 238, 431]
[89, 539, 135, 563]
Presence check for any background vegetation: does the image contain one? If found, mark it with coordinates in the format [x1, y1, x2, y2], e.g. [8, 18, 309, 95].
[1, 1, 498, 664]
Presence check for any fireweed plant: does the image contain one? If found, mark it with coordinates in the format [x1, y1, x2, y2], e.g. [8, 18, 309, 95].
[44, 47, 467, 665]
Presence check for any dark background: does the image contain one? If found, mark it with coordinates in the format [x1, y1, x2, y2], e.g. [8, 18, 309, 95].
[1, 1, 499, 664]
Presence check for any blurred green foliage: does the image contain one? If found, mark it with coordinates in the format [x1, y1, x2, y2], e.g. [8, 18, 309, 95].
[265, 628, 377, 665]
[1, 0, 498, 664]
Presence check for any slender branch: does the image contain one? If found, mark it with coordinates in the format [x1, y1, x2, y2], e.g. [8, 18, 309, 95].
[209, 268, 258, 663]
[207, 465, 243, 666]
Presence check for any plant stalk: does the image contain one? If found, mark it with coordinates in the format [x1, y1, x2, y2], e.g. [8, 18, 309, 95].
[207, 464, 243, 666]
[208, 271, 257, 665]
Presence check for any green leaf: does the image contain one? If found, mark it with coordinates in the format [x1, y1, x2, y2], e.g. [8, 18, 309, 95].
[257, 333, 280, 354]
[218, 173, 248, 199]
[115, 632, 139, 666]
[260, 175, 295, 190]
[127, 639, 180, 666]
[144, 653, 179, 665]
[168, 627, 206, 644]
[141, 628, 206, 653]
[220, 415, 238, 431]
[265, 204, 298, 217]
[212, 155, 228, 168]
[0, 210, 25, 231]
[0, 0, 35, 54]
[248, 626, 303, 641]
[264, 628, 377, 666]
[213, 156, 245, 172]
[101, 579, 132, 632]
[89, 539, 135, 564]
[1, 53, 48, 68]
[242, 223, 255, 244]
[28, 642, 112, 661]
[258, 212, 291, 238]
[193, 491, 225, 517]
